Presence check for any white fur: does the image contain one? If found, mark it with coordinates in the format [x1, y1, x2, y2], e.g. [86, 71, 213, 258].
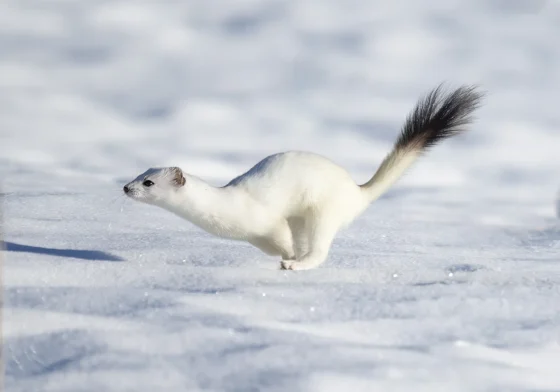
[124, 149, 420, 271]
[124, 84, 482, 270]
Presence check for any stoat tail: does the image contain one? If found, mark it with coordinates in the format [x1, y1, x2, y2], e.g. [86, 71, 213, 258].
[360, 84, 484, 202]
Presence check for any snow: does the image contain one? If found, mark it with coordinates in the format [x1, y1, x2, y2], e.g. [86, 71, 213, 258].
[2, 0, 560, 391]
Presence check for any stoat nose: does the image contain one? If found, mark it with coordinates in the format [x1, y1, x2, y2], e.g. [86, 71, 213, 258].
[123, 185, 130, 194]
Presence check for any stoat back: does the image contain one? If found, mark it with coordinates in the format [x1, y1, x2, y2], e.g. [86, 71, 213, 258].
[225, 151, 366, 216]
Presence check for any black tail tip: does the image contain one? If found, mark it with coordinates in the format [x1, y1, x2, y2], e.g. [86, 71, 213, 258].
[398, 83, 485, 151]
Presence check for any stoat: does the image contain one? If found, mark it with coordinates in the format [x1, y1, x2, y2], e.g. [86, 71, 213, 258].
[123, 84, 483, 270]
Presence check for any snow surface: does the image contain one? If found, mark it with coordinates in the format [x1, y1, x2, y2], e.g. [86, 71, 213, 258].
[2, 0, 560, 391]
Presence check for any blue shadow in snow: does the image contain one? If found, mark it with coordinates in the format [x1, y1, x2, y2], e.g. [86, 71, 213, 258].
[2, 241, 125, 262]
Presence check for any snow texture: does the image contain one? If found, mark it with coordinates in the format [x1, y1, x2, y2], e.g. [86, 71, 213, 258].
[2, 0, 560, 391]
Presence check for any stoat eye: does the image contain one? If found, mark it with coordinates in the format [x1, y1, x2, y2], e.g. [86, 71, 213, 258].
[142, 180, 154, 187]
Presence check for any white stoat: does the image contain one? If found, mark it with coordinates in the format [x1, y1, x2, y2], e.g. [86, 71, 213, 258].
[123, 84, 483, 270]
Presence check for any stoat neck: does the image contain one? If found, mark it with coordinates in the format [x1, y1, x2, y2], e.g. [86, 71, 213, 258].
[159, 175, 255, 240]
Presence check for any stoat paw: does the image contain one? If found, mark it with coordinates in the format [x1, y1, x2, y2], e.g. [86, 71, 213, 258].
[280, 260, 295, 270]
[280, 260, 315, 271]
[288, 262, 315, 271]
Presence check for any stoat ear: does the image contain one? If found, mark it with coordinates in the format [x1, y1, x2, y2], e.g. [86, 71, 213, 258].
[170, 167, 186, 187]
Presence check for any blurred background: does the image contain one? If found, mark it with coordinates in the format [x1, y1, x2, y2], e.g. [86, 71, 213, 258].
[1, 0, 559, 218]
[2, 2, 560, 391]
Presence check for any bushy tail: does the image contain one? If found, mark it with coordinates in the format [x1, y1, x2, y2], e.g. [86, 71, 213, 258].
[360, 84, 484, 202]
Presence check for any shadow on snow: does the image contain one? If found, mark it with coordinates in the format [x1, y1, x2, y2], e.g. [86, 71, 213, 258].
[2, 241, 125, 262]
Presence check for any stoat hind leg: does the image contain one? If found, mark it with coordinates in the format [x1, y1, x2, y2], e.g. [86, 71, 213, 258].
[287, 216, 309, 259]
[281, 212, 339, 271]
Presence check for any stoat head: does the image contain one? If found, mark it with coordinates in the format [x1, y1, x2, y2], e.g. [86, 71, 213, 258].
[123, 167, 186, 205]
